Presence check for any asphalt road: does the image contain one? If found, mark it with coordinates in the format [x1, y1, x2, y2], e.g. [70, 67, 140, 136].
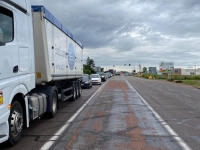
[1, 76, 200, 150]
[50, 76, 182, 150]
[125, 76, 200, 150]
[0, 83, 101, 150]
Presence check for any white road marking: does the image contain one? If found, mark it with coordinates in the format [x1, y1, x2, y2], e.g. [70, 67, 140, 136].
[183, 94, 191, 97]
[125, 79, 192, 150]
[40, 82, 107, 150]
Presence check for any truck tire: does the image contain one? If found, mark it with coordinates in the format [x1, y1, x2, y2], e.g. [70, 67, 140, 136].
[49, 90, 57, 118]
[8, 101, 23, 145]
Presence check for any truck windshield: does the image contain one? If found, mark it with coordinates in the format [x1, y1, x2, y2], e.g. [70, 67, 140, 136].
[0, 6, 13, 43]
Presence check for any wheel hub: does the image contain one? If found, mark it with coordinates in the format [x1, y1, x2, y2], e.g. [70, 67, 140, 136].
[11, 110, 23, 137]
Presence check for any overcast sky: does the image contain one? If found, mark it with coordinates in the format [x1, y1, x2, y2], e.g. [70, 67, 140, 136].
[31, 0, 200, 71]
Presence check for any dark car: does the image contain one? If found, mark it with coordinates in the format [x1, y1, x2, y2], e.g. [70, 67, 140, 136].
[81, 75, 92, 89]
[116, 72, 121, 76]
[97, 72, 107, 82]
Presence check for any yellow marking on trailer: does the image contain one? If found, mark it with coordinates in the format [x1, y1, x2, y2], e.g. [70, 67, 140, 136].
[0, 92, 3, 105]
[36, 72, 42, 78]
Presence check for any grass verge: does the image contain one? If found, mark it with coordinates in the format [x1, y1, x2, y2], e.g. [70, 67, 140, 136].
[181, 80, 200, 88]
[139, 74, 200, 88]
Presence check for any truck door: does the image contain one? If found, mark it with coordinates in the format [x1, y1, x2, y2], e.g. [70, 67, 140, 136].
[15, 7, 30, 75]
[0, 5, 19, 80]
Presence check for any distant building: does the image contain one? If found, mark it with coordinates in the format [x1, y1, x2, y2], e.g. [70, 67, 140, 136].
[95, 66, 101, 72]
[173, 68, 181, 75]
[181, 69, 200, 75]
[148, 67, 157, 74]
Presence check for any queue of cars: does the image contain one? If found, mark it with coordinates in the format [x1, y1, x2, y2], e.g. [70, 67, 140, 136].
[81, 71, 113, 89]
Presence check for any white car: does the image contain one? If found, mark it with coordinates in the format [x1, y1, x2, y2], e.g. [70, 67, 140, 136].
[90, 74, 101, 85]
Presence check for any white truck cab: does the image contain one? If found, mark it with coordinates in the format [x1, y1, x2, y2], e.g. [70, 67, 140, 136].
[0, 0, 83, 145]
[0, 0, 35, 145]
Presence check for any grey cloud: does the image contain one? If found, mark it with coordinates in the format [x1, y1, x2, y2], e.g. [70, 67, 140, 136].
[30, 0, 200, 69]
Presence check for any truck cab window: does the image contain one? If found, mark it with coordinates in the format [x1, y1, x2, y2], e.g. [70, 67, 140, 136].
[0, 6, 14, 43]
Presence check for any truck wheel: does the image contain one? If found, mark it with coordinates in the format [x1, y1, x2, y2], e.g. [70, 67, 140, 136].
[49, 91, 57, 118]
[8, 101, 23, 145]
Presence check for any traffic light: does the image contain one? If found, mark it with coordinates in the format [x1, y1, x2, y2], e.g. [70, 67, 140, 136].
[129, 64, 131, 66]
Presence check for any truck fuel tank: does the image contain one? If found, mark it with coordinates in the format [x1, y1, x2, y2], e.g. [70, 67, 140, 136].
[28, 93, 47, 120]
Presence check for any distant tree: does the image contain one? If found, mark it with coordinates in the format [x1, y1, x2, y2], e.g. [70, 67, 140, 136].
[101, 68, 104, 72]
[84, 69, 91, 75]
[83, 57, 96, 74]
[143, 67, 147, 73]
[86, 57, 95, 69]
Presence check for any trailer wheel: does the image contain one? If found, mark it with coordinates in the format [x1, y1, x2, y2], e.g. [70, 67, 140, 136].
[49, 91, 57, 118]
[78, 80, 82, 97]
[71, 82, 76, 101]
[76, 81, 79, 98]
[8, 101, 23, 145]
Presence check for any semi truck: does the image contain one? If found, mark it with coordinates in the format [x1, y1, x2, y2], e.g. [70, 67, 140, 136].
[0, 0, 83, 145]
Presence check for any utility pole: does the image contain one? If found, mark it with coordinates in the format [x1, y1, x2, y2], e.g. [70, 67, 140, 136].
[139, 62, 141, 77]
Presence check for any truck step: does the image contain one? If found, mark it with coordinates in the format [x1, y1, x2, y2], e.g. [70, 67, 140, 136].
[61, 94, 73, 101]
[0, 134, 7, 139]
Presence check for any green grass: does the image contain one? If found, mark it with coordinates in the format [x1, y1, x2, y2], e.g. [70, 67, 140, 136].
[140, 74, 200, 88]
[181, 80, 200, 88]
[172, 75, 200, 80]
[142, 74, 168, 80]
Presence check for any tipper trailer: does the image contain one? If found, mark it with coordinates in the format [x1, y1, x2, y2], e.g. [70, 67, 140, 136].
[0, 0, 83, 145]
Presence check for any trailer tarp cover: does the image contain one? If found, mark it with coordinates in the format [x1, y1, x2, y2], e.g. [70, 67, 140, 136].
[31, 5, 83, 48]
